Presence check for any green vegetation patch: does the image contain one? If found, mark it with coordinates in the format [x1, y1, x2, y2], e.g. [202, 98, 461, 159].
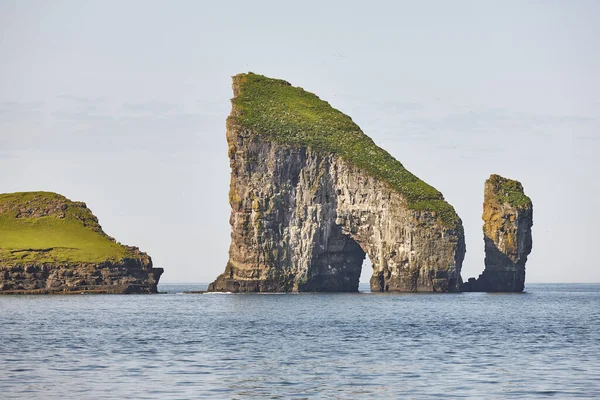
[487, 174, 532, 209]
[231, 73, 460, 227]
[0, 192, 132, 264]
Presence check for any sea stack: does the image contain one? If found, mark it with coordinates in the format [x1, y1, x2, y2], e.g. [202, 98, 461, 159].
[0, 192, 163, 294]
[208, 73, 465, 293]
[462, 174, 533, 292]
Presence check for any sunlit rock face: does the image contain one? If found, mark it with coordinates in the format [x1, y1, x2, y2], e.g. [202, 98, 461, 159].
[208, 73, 465, 293]
[462, 175, 533, 292]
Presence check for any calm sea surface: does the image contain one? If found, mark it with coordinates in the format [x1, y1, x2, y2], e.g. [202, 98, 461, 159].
[1, 283, 599, 399]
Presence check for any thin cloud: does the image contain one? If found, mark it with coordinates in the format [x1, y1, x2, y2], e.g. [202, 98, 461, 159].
[401, 108, 598, 140]
[0, 101, 44, 114]
[376, 100, 425, 114]
[57, 94, 105, 104]
[123, 101, 179, 114]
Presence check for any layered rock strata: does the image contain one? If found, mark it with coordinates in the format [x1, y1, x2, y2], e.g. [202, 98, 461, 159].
[0, 192, 163, 294]
[209, 73, 465, 293]
[462, 174, 533, 292]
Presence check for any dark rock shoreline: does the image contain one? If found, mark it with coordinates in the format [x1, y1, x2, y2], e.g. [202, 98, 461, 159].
[0, 249, 164, 294]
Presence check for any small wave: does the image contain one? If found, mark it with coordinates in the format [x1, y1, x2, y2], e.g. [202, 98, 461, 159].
[202, 291, 232, 295]
[256, 292, 288, 295]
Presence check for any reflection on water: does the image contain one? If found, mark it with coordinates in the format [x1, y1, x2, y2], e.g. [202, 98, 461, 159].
[1, 284, 599, 398]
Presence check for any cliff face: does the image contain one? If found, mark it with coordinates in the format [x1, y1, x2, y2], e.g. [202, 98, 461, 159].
[462, 175, 533, 292]
[0, 192, 163, 294]
[209, 73, 465, 292]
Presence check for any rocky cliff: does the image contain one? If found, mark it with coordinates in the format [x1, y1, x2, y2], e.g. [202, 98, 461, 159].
[462, 174, 533, 292]
[0, 192, 163, 294]
[208, 73, 465, 293]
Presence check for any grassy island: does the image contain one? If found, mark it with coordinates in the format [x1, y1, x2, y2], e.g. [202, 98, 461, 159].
[231, 73, 460, 227]
[0, 191, 132, 264]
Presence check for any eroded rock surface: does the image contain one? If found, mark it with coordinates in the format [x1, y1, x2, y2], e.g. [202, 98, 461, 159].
[209, 73, 465, 292]
[462, 174, 533, 292]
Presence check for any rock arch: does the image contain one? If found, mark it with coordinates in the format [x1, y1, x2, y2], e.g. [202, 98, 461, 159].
[208, 74, 465, 292]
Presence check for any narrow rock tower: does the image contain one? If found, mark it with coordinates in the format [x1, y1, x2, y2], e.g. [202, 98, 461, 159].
[462, 174, 533, 292]
[208, 73, 465, 293]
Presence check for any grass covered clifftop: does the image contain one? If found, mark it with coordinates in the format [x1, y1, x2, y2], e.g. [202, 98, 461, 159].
[0, 192, 135, 264]
[486, 174, 532, 209]
[230, 72, 460, 227]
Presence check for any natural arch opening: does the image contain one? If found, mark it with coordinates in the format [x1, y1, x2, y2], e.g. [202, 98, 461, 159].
[300, 224, 372, 292]
[359, 256, 373, 292]
[298, 225, 363, 292]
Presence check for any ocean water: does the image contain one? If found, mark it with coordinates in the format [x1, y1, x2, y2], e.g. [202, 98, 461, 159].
[0, 284, 599, 399]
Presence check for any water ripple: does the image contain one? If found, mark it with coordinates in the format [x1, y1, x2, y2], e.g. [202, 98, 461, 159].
[0, 283, 599, 398]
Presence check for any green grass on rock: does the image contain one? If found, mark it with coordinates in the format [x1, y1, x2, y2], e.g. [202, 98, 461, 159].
[487, 174, 532, 209]
[231, 72, 460, 227]
[0, 192, 133, 264]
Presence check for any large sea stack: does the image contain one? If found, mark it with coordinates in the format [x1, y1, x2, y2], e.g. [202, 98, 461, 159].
[0, 192, 163, 294]
[462, 174, 533, 292]
[208, 73, 465, 293]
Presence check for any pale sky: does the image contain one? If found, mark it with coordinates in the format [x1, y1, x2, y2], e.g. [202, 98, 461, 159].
[1, 0, 599, 283]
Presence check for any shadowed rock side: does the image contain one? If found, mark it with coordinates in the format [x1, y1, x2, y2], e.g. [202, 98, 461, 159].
[209, 73, 465, 293]
[0, 192, 163, 294]
[462, 175, 533, 292]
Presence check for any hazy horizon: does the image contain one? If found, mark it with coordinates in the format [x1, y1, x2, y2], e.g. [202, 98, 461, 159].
[2, 0, 599, 283]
